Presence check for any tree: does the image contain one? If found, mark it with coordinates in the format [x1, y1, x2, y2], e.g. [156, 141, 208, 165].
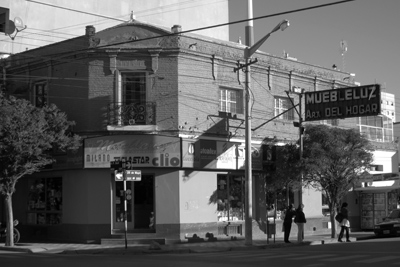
[0, 96, 81, 246]
[301, 124, 373, 238]
[263, 141, 302, 212]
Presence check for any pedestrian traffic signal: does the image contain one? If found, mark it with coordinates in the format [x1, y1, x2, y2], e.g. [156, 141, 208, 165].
[262, 145, 277, 172]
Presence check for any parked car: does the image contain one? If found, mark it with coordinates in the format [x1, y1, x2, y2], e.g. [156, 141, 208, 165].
[374, 209, 400, 237]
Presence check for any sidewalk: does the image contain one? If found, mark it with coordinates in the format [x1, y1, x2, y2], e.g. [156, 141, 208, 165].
[0, 232, 375, 254]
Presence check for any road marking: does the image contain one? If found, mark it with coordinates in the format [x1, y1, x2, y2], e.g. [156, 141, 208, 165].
[226, 253, 275, 258]
[356, 256, 400, 263]
[288, 254, 335, 260]
[249, 253, 302, 259]
[322, 255, 367, 261]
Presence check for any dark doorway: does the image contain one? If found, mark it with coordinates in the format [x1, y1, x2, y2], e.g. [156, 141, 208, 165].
[133, 175, 154, 230]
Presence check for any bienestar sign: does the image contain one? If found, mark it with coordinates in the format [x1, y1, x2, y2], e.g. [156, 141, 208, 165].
[304, 84, 381, 121]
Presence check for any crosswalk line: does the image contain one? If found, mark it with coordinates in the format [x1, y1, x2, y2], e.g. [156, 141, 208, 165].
[322, 255, 367, 261]
[356, 256, 400, 263]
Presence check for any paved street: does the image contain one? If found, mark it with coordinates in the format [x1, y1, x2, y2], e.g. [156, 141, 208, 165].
[1, 236, 400, 267]
[145, 238, 400, 267]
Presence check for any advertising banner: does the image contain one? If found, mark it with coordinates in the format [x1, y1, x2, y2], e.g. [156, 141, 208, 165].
[182, 139, 262, 170]
[84, 135, 181, 168]
[304, 84, 381, 122]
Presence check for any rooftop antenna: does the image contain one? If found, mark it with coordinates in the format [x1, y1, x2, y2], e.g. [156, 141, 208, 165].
[340, 40, 347, 71]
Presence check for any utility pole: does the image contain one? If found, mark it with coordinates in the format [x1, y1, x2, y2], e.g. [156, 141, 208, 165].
[244, 0, 254, 246]
[235, 0, 289, 246]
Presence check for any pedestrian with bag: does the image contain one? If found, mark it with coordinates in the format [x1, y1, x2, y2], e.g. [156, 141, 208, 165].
[283, 204, 296, 243]
[294, 204, 307, 242]
[338, 202, 351, 242]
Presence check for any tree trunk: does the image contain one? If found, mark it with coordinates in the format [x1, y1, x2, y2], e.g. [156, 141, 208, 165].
[329, 203, 338, 238]
[5, 194, 14, 247]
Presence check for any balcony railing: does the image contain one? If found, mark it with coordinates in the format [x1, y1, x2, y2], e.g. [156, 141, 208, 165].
[108, 102, 156, 126]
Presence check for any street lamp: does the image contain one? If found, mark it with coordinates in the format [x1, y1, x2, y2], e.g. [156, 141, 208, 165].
[243, 19, 289, 245]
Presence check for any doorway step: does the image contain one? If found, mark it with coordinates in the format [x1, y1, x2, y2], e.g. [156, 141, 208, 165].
[101, 233, 165, 245]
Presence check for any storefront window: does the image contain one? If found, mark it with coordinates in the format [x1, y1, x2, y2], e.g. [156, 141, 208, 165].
[388, 192, 400, 213]
[266, 188, 294, 220]
[217, 175, 245, 221]
[27, 177, 62, 225]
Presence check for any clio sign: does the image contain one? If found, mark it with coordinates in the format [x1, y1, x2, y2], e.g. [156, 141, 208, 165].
[304, 84, 381, 121]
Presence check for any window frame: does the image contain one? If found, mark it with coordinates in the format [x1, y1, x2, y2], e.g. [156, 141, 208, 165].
[120, 72, 147, 105]
[217, 174, 245, 222]
[274, 96, 294, 121]
[219, 87, 244, 115]
[33, 81, 48, 108]
[27, 177, 62, 225]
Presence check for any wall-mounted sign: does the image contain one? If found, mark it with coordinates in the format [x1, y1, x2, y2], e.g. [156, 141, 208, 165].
[182, 139, 262, 170]
[125, 170, 142, 181]
[84, 135, 181, 168]
[304, 84, 381, 122]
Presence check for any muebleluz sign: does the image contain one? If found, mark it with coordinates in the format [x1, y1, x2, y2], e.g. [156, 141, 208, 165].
[304, 84, 381, 122]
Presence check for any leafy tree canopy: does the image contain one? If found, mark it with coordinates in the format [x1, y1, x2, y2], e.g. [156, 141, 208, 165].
[301, 124, 373, 237]
[266, 143, 302, 191]
[0, 96, 81, 195]
[0, 95, 81, 246]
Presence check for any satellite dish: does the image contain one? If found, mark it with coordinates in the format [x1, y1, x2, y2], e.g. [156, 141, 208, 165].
[5, 16, 27, 40]
[5, 20, 15, 34]
[14, 17, 25, 31]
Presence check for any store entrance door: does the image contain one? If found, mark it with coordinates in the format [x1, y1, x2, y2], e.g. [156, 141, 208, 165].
[113, 175, 154, 232]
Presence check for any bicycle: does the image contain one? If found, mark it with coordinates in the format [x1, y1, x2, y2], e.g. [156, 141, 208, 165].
[0, 220, 20, 244]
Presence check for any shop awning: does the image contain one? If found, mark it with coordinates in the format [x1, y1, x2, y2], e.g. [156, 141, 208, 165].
[354, 186, 400, 192]
[355, 179, 400, 192]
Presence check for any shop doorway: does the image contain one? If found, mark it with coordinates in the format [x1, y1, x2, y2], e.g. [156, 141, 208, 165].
[113, 174, 154, 232]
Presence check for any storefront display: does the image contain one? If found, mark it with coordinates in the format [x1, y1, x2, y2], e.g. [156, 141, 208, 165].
[27, 177, 62, 225]
[216, 175, 245, 222]
[361, 191, 400, 229]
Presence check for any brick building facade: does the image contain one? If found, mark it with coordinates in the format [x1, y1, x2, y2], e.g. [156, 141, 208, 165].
[2, 20, 380, 243]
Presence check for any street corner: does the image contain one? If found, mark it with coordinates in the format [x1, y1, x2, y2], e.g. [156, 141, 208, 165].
[0, 245, 48, 253]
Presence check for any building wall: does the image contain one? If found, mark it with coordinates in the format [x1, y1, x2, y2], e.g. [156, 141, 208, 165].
[371, 150, 398, 174]
[381, 92, 396, 122]
[179, 170, 217, 224]
[394, 122, 400, 167]
[4, 21, 380, 242]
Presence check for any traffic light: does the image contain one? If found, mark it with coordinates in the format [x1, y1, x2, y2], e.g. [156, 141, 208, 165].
[262, 145, 276, 172]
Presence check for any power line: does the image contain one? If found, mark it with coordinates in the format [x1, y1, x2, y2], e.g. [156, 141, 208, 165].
[12, 0, 356, 54]
[92, 0, 356, 50]
[26, 0, 127, 22]
[21, 0, 219, 43]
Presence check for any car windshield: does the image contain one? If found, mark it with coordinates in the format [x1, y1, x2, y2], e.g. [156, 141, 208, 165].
[388, 210, 400, 219]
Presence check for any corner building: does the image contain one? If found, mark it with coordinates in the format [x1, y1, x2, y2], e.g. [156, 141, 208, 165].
[2, 20, 375, 243]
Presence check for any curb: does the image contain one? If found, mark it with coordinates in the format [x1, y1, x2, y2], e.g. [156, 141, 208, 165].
[0, 234, 375, 254]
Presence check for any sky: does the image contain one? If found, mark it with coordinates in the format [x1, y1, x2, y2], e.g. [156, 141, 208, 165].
[229, 0, 400, 121]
